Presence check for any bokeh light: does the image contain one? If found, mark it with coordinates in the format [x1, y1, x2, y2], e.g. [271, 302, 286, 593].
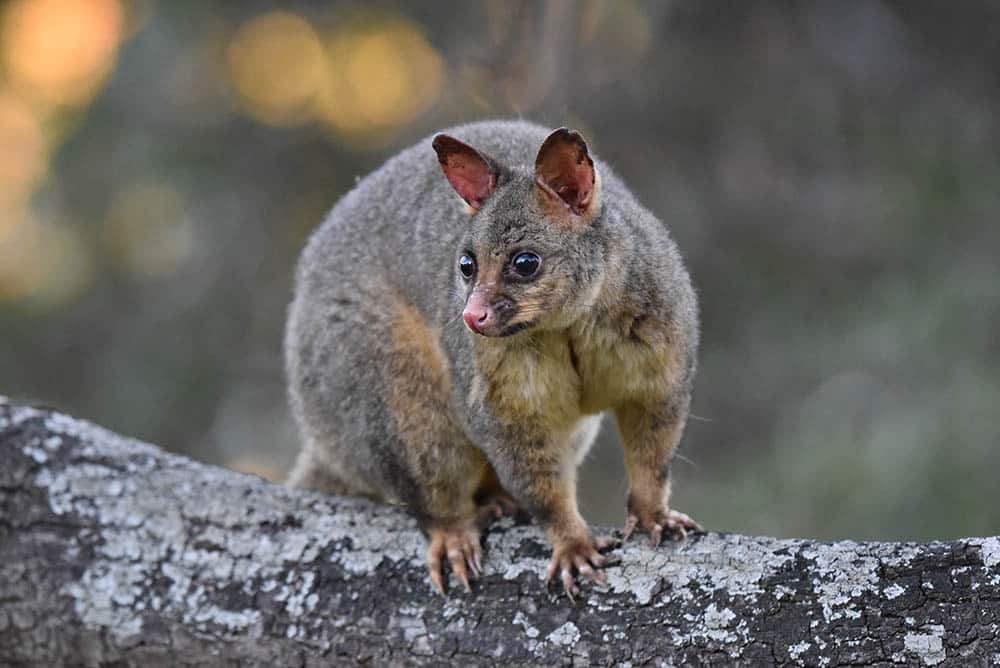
[104, 182, 192, 280]
[224, 10, 444, 140]
[317, 17, 444, 136]
[226, 11, 327, 127]
[1, 0, 125, 107]
[0, 89, 47, 215]
[0, 212, 93, 306]
[0, 0, 127, 308]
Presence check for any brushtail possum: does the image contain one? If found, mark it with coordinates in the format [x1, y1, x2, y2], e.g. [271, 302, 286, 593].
[285, 121, 700, 597]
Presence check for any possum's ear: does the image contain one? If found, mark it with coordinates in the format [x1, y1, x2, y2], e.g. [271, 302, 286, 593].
[432, 134, 498, 211]
[534, 127, 599, 218]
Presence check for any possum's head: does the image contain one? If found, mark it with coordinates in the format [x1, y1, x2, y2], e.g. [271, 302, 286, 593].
[433, 127, 607, 338]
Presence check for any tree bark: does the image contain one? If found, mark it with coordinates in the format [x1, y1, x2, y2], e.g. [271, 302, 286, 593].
[1, 396, 998, 667]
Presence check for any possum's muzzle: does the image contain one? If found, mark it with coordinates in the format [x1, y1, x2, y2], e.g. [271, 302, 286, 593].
[462, 289, 522, 337]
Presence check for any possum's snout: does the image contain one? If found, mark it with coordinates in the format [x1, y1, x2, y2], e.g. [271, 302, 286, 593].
[463, 289, 515, 336]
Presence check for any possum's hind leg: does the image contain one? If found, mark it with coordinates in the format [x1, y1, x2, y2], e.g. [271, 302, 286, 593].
[380, 294, 491, 593]
[286, 442, 378, 498]
[288, 280, 488, 592]
[474, 464, 522, 526]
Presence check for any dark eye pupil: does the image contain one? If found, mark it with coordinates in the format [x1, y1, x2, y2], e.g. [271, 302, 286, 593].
[458, 255, 475, 278]
[513, 252, 540, 277]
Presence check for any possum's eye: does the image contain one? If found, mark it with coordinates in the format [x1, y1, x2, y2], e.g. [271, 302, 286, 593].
[458, 254, 476, 279]
[511, 252, 541, 278]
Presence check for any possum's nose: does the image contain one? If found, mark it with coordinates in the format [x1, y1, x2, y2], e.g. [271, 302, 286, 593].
[462, 302, 494, 335]
[463, 290, 501, 336]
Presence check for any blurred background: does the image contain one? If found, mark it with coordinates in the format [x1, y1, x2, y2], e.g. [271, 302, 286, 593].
[2, 0, 999, 542]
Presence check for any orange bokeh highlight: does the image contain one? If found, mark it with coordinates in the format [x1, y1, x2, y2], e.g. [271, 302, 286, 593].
[318, 18, 444, 136]
[1, 0, 125, 106]
[224, 10, 444, 140]
[226, 11, 327, 127]
[0, 89, 47, 217]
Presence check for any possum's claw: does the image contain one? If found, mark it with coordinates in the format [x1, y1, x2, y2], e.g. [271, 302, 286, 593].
[545, 533, 620, 602]
[427, 520, 483, 595]
[623, 508, 701, 546]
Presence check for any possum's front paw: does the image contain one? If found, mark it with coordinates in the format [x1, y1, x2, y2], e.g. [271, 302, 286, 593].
[545, 531, 620, 602]
[623, 502, 701, 546]
[426, 519, 483, 595]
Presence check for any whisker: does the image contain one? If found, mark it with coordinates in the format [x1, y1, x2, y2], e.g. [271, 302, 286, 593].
[672, 451, 699, 470]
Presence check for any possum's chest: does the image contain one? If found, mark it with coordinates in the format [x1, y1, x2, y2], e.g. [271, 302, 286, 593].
[572, 333, 673, 413]
[480, 333, 581, 428]
[480, 328, 671, 427]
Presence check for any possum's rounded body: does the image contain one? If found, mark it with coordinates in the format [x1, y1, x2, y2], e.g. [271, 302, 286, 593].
[284, 121, 699, 594]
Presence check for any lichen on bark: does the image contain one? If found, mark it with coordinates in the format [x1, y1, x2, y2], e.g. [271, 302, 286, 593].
[1, 396, 999, 667]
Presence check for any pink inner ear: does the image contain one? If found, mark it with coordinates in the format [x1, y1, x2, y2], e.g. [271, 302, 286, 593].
[535, 128, 595, 216]
[442, 154, 495, 208]
[433, 135, 497, 209]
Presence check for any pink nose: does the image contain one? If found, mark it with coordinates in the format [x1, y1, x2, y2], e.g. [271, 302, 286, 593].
[463, 305, 492, 334]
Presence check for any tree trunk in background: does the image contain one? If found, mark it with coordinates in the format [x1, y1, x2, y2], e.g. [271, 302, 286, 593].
[1, 397, 998, 667]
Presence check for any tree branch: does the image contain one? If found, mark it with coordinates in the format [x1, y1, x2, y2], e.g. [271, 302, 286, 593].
[1, 396, 998, 666]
